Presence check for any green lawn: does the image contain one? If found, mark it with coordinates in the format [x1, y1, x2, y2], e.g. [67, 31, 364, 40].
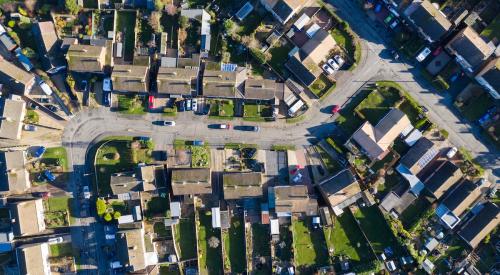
[223, 216, 246, 273]
[209, 99, 235, 119]
[46, 197, 71, 211]
[331, 28, 358, 69]
[243, 104, 273, 121]
[190, 146, 210, 168]
[276, 226, 293, 262]
[292, 218, 330, 269]
[198, 210, 223, 275]
[50, 243, 73, 257]
[116, 11, 137, 61]
[324, 211, 374, 264]
[117, 95, 147, 115]
[174, 214, 197, 260]
[24, 109, 39, 124]
[44, 197, 74, 227]
[355, 86, 401, 125]
[268, 42, 293, 75]
[310, 75, 336, 98]
[335, 89, 371, 135]
[353, 206, 403, 256]
[41, 147, 68, 171]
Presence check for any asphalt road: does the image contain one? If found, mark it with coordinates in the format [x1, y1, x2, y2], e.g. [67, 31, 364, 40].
[60, 0, 498, 272]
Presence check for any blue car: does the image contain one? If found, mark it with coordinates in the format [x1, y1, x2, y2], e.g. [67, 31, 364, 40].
[33, 146, 46, 158]
[103, 91, 111, 107]
[43, 170, 56, 182]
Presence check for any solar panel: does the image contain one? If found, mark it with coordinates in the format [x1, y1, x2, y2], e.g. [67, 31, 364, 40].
[221, 63, 237, 72]
[417, 147, 438, 168]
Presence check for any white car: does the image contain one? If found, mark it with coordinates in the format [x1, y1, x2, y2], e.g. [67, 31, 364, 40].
[192, 98, 198, 112]
[385, 260, 397, 272]
[322, 64, 335, 75]
[327, 59, 340, 70]
[82, 186, 91, 199]
[47, 66, 66, 75]
[103, 78, 112, 92]
[446, 147, 458, 159]
[333, 55, 345, 67]
[23, 124, 37, 131]
[48, 237, 63, 244]
[38, 81, 53, 96]
[163, 121, 176, 126]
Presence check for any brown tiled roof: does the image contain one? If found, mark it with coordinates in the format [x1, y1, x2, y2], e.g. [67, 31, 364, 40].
[171, 168, 212, 195]
[16, 243, 49, 275]
[0, 57, 35, 93]
[35, 21, 58, 54]
[66, 44, 106, 73]
[0, 150, 29, 193]
[157, 67, 197, 95]
[459, 202, 499, 248]
[300, 29, 336, 64]
[223, 172, 263, 200]
[10, 199, 45, 236]
[274, 185, 318, 215]
[112, 65, 149, 93]
[117, 228, 147, 271]
[317, 169, 361, 208]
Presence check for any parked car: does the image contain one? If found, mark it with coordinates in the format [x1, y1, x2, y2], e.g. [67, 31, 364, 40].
[82, 186, 91, 199]
[177, 100, 186, 112]
[103, 78, 112, 92]
[331, 105, 340, 114]
[192, 98, 198, 112]
[186, 99, 192, 111]
[148, 95, 155, 109]
[217, 123, 231, 129]
[23, 124, 37, 131]
[81, 80, 88, 92]
[162, 121, 176, 126]
[389, 19, 399, 29]
[33, 146, 46, 158]
[446, 147, 458, 159]
[432, 46, 443, 56]
[327, 59, 340, 70]
[43, 170, 56, 182]
[103, 91, 111, 107]
[37, 97, 50, 103]
[38, 81, 53, 96]
[192, 140, 204, 146]
[47, 66, 66, 75]
[48, 237, 63, 244]
[333, 55, 345, 67]
[385, 261, 397, 272]
[158, 151, 168, 161]
[47, 105, 59, 112]
[235, 125, 260, 132]
[312, 216, 321, 229]
[322, 64, 335, 75]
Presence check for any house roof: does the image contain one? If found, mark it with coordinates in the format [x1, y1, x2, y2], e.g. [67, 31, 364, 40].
[223, 172, 263, 200]
[112, 65, 149, 93]
[140, 165, 162, 192]
[66, 44, 106, 73]
[33, 21, 58, 55]
[0, 150, 29, 194]
[171, 168, 212, 196]
[424, 161, 463, 199]
[117, 228, 147, 271]
[274, 185, 318, 215]
[202, 68, 247, 98]
[480, 58, 500, 92]
[272, 0, 294, 22]
[317, 169, 361, 208]
[157, 67, 197, 95]
[442, 179, 481, 217]
[285, 55, 318, 86]
[351, 108, 411, 160]
[0, 97, 25, 140]
[0, 57, 35, 92]
[244, 79, 279, 100]
[459, 202, 499, 248]
[399, 137, 437, 175]
[16, 243, 49, 275]
[406, 0, 452, 42]
[110, 171, 142, 195]
[300, 29, 337, 64]
[447, 27, 494, 69]
[10, 199, 45, 236]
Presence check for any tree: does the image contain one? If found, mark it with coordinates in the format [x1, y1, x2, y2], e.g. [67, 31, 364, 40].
[7, 20, 15, 28]
[179, 15, 188, 29]
[22, 47, 36, 59]
[65, 0, 80, 15]
[113, 211, 121, 220]
[154, 0, 165, 11]
[223, 19, 234, 34]
[149, 11, 162, 33]
[208, 236, 220, 248]
[96, 198, 107, 216]
[104, 212, 112, 222]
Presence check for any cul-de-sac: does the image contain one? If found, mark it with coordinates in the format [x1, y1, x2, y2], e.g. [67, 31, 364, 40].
[0, 0, 498, 274]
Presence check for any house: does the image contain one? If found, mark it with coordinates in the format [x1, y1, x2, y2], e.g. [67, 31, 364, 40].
[111, 64, 149, 93]
[16, 243, 51, 275]
[10, 199, 46, 236]
[271, 185, 318, 217]
[285, 29, 337, 86]
[156, 67, 197, 98]
[0, 57, 35, 95]
[459, 202, 499, 248]
[244, 79, 284, 101]
[0, 95, 26, 140]
[110, 165, 163, 196]
[317, 169, 362, 215]
[396, 137, 438, 194]
[116, 226, 158, 272]
[0, 150, 30, 194]
[436, 179, 483, 229]
[202, 68, 247, 98]
[404, 0, 452, 43]
[446, 27, 495, 73]
[180, 9, 212, 55]
[423, 161, 463, 199]
[66, 44, 106, 73]
[350, 108, 412, 160]
[170, 168, 212, 196]
[32, 21, 59, 70]
[223, 172, 263, 200]
[475, 57, 499, 99]
[260, 0, 309, 24]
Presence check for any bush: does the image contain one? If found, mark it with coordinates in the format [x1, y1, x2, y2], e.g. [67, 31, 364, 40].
[7, 20, 15, 28]
[179, 15, 188, 29]
[434, 75, 450, 90]
[65, 0, 80, 15]
[113, 211, 121, 220]
[439, 129, 449, 139]
[414, 118, 428, 129]
[96, 198, 106, 216]
[22, 47, 37, 59]
[326, 137, 345, 154]
[104, 212, 112, 222]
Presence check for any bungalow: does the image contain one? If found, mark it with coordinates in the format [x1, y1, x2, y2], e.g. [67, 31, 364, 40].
[10, 199, 46, 237]
[110, 165, 163, 197]
[111, 64, 149, 93]
[475, 57, 499, 99]
[271, 185, 318, 217]
[156, 67, 197, 98]
[285, 28, 336, 87]
[0, 150, 30, 194]
[436, 179, 483, 229]
[349, 108, 412, 161]
[170, 168, 212, 196]
[32, 21, 59, 70]
[0, 57, 36, 95]
[260, 0, 310, 25]
[66, 44, 106, 74]
[404, 0, 452, 43]
[223, 172, 263, 200]
[0, 95, 26, 140]
[459, 202, 499, 248]
[202, 67, 247, 98]
[244, 79, 284, 102]
[317, 169, 362, 215]
[423, 161, 463, 199]
[116, 226, 158, 272]
[446, 27, 495, 73]
[16, 243, 51, 275]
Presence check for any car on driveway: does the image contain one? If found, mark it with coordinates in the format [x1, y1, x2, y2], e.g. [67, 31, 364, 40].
[192, 140, 204, 146]
[47, 105, 59, 112]
[43, 170, 56, 182]
[33, 146, 46, 158]
[148, 95, 155, 109]
[162, 121, 176, 126]
[322, 64, 335, 75]
[327, 59, 340, 70]
[333, 55, 345, 67]
[23, 124, 37, 131]
[331, 105, 340, 114]
[192, 98, 198, 112]
[235, 125, 260, 132]
[82, 186, 91, 199]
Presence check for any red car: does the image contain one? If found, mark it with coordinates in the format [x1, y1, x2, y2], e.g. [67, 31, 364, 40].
[432, 46, 443, 56]
[331, 105, 340, 114]
[148, 95, 155, 109]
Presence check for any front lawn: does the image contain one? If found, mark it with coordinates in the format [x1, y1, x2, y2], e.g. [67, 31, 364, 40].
[324, 211, 374, 264]
[292, 218, 330, 269]
[268, 42, 293, 75]
[208, 99, 235, 119]
[24, 109, 39, 124]
[116, 11, 137, 61]
[190, 145, 210, 168]
[223, 216, 246, 273]
[174, 213, 197, 260]
[44, 197, 73, 228]
[331, 28, 359, 69]
[41, 147, 69, 171]
[117, 95, 147, 115]
[198, 210, 223, 275]
[310, 75, 336, 98]
[50, 243, 73, 257]
[243, 104, 273, 121]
